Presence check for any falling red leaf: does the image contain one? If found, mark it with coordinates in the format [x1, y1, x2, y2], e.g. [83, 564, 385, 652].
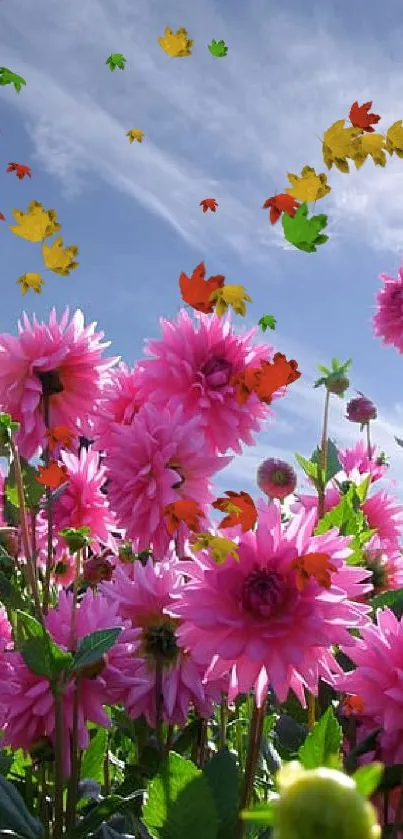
[291, 551, 337, 591]
[200, 197, 218, 213]
[163, 499, 206, 535]
[6, 162, 32, 179]
[0, 213, 5, 221]
[36, 461, 68, 489]
[212, 490, 257, 532]
[231, 353, 301, 406]
[262, 193, 300, 224]
[349, 101, 381, 133]
[179, 262, 225, 314]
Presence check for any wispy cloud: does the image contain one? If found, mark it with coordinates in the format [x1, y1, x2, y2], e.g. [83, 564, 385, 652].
[2, 0, 403, 261]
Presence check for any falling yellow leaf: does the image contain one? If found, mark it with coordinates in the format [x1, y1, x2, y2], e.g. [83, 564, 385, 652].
[190, 533, 239, 564]
[352, 132, 387, 169]
[16, 272, 45, 295]
[158, 27, 193, 57]
[385, 120, 403, 158]
[285, 165, 331, 202]
[9, 201, 61, 243]
[209, 284, 252, 317]
[42, 236, 79, 276]
[126, 129, 144, 144]
[322, 119, 362, 173]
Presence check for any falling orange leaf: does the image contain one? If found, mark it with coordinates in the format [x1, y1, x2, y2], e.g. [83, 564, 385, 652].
[200, 197, 218, 213]
[262, 193, 300, 224]
[36, 461, 68, 489]
[179, 262, 225, 314]
[342, 695, 365, 716]
[163, 499, 206, 535]
[46, 425, 75, 453]
[291, 551, 337, 591]
[6, 162, 32, 180]
[212, 490, 257, 532]
[254, 353, 301, 405]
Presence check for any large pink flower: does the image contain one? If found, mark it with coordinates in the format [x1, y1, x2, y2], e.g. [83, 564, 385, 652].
[92, 362, 144, 452]
[135, 309, 276, 454]
[105, 403, 231, 558]
[170, 501, 372, 707]
[338, 440, 388, 484]
[0, 308, 118, 459]
[102, 559, 223, 726]
[338, 607, 403, 765]
[0, 590, 141, 772]
[373, 263, 403, 353]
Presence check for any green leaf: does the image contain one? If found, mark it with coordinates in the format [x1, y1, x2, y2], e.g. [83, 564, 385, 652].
[71, 791, 144, 837]
[258, 315, 277, 332]
[204, 749, 239, 839]
[143, 752, 219, 839]
[171, 719, 201, 755]
[0, 774, 43, 838]
[70, 628, 122, 673]
[282, 202, 328, 253]
[294, 453, 320, 485]
[371, 588, 403, 618]
[0, 571, 25, 610]
[17, 610, 72, 680]
[105, 53, 127, 71]
[311, 438, 341, 483]
[81, 728, 108, 784]
[241, 800, 278, 825]
[298, 707, 342, 770]
[0, 68, 27, 93]
[207, 39, 228, 57]
[59, 526, 92, 553]
[353, 763, 383, 797]
[5, 459, 45, 512]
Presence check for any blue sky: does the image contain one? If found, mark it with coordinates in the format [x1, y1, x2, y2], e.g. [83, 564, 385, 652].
[1, 0, 403, 502]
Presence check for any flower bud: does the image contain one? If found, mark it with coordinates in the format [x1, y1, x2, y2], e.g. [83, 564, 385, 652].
[83, 556, 114, 585]
[346, 395, 377, 425]
[273, 762, 381, 839]
[326, 372, 350, 396]
[257, 458, 297, 500]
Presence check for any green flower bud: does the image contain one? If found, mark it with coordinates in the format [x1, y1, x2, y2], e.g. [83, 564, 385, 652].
[273, 762, 381, 839]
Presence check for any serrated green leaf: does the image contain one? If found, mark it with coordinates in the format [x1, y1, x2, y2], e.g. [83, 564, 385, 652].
[294, 453, 320, 485]
[17, 610, 72, 680]
[80, 727, 108, 784]
[353, 762, 383, 797]
[204, 749, 239, 839]
[298, 707, 342, 770]
[143, 752, 219, 839]
[311, 438, 341, 483]
[70, 628, 122, 673]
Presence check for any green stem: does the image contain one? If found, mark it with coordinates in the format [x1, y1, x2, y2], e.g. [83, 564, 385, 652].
[307, 692, 316, 730]
[366, 421, 372, 461]
[237, 700, 266, 839]
[103, 732, 111, 796]
[66, 679, 80, 831]
[42, 394, 53, 615]
[53, 687, 64, 839]
[219, 695, 227, 750]
[155, 660, 164, 756]
[40, 765, 50, 839]
[317, 388, 331, 522]
[9, 438, 43, 623]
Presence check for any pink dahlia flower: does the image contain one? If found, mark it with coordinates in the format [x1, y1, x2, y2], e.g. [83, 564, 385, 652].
[257, 457, 297, 500]
[36, 448, 117, 555]
[170, 501, 372, 707]
[373, 264, 403, 353]
[338, 441, 388, 484]
[362, 534, 403, 595]
[135, 309, 276, 454]
[338, 607, 403, 766]
[102, 559, 223, 726]
[0, 308, 118, 459]
[105, 403, 231, 558]
[0, 590, 142, 773]
[346, 394, 377, 424]
[92, 362, 144, 452]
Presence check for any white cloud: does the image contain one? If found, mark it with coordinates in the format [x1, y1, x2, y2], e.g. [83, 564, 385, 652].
[2, 0, 403, 260]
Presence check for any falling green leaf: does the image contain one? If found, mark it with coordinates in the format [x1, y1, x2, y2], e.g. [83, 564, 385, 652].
[258, 314, 277, 332]
[208, 39, 228, 57]
[105, 53, 127, 71]
[0, 68, 27, 93]
[282, 202, 328, 252]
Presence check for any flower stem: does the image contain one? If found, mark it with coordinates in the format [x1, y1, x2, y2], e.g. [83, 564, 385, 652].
[155, 660, 164, 755]
[43, 394, 53, 614]
[9, 438, 43, 623]
[53, 687, 64, 839]
[307, 692, 316, 730]
[317, 388, 330, 521]
[366, 422, 372, 461]
[219, 695, 227, 750]
[66, 679, 80, 831]
[237, 700, 265, 839]
[103, 732, 111, 795]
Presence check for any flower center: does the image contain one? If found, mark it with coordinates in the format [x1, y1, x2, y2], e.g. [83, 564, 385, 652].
[36, 369, 64, 397]
[142, 620, 179, 666]
[271, 469, 289, 486]
[167, 461, 185, 490]
[201, 356, 233, 390]
[364, 549, 388, 593]
[241, 567, 285, 617]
